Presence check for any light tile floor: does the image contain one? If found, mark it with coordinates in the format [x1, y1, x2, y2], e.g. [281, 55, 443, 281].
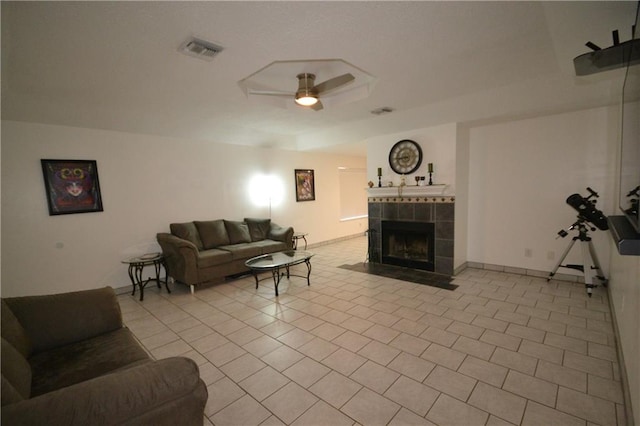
[119, 236, 626, 426]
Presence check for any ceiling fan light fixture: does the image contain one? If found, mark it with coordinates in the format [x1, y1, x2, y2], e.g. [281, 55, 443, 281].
[295, 91, 318, 106]
[294, 73, 319, 106]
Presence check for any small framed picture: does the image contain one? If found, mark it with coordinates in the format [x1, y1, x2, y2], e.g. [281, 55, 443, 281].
[295, 169, 315, 202]
[41, 159, 104, 215]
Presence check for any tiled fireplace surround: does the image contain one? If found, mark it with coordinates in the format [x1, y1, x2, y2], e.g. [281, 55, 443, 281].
[368, 196, 455, 276]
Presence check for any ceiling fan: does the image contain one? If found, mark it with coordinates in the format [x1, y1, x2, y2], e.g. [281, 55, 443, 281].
[248, 73, 355, 110]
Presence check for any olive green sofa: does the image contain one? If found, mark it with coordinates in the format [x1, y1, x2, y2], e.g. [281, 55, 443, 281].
[157, 218, 294, 293]
[1, 286, 207, 425]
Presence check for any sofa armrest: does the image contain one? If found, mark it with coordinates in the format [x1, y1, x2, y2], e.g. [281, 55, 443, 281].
[1, 357, 207, 426]
[268, 223, 295, 249]
[157, 233, 200, 285]
[3, 287, 122, 354]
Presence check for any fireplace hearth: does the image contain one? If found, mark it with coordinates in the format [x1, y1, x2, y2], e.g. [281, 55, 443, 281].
[382, 220, 435, 271]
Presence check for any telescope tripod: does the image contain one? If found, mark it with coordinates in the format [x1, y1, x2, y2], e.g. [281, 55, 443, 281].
[548, 221, 607, 297]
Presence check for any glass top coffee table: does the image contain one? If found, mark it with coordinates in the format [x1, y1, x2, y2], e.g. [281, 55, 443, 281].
[245, 250, 314, 296]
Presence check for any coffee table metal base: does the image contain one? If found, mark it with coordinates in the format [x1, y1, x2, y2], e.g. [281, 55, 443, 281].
[252, 260, 312, 296]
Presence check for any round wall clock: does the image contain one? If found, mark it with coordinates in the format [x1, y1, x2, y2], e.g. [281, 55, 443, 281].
[388, 139, 423, 174]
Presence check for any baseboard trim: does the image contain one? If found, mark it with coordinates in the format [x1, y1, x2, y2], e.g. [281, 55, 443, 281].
[454, 261, 583, 283]
[307, 232, 365, 249]
[114, 285, 133, 295]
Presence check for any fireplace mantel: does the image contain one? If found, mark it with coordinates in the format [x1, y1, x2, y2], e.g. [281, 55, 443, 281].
[367, 184, 447, 197]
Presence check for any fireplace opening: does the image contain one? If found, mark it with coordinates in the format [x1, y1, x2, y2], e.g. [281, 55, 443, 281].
[381, 221, 435, 271]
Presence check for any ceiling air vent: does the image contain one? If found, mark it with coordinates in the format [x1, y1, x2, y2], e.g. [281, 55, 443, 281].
[179, 38, 223, 61]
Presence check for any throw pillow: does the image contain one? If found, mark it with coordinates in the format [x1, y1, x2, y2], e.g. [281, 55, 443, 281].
[194, 220, 230, 249]
[244, 218, 271, 241]
[170, 222, 204, 250]
[224, 220, 252, 244]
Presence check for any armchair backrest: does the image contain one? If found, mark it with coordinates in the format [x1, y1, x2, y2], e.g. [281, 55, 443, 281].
[3, 287, 122, 354]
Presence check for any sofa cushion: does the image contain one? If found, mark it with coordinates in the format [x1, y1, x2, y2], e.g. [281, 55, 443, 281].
[1, 300, 32, 358]
[1, 337, 31, 402]
[244, 218, 271, 242]
[29, 327, 150, 397]
[170, 222, 204, 250]
[224, 220, 252, 244]
[251, 239, 289, 254]
[195, 220, 230, 249]
[218, 243, 263, 261]
[197, 249, 233, 268]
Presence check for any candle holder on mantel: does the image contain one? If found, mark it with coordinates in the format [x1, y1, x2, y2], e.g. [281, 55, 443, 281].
[428, 172, 433, 185]
[378, 176, 382, 187]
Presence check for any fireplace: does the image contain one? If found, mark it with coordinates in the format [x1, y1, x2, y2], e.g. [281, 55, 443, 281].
[368, 195, 454, 275]
[381, 220, 435, 271]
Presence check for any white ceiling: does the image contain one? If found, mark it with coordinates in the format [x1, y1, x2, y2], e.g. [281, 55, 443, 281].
[1, 1, 637, 156]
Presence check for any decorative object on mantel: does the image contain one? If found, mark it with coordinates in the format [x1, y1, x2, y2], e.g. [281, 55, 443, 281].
[41, 159, 104, 215]
[428, 163, 434, 185]
[397, 175, 407, 197]
[368, 181, 374, 188]
[377, 167, 382, 187]
[295, 169, 315, 202]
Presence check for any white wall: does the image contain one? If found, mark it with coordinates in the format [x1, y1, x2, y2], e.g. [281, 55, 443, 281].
[467, 106, 618, 275]
[454, 125, 470, 271]
[608, 247, 640, 424]
[364, 107, 620, 275]
[1, 121, 366, 297]
[608, 98, 640, 424]
[365, 124, 457, 194]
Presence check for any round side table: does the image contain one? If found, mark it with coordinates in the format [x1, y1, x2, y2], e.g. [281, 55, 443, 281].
[292, 232, 308, 250]
[122, 253, 170, 301]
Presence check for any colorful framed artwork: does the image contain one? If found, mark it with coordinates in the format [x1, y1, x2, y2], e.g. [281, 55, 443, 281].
[295, 169, 315, 202]
[41, 159, 104, 215]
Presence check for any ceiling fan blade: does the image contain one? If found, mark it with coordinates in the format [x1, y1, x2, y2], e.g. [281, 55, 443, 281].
[313, 73, 355, 94]
[248, 90, 294, 97]
[311, 100, 324, 111]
